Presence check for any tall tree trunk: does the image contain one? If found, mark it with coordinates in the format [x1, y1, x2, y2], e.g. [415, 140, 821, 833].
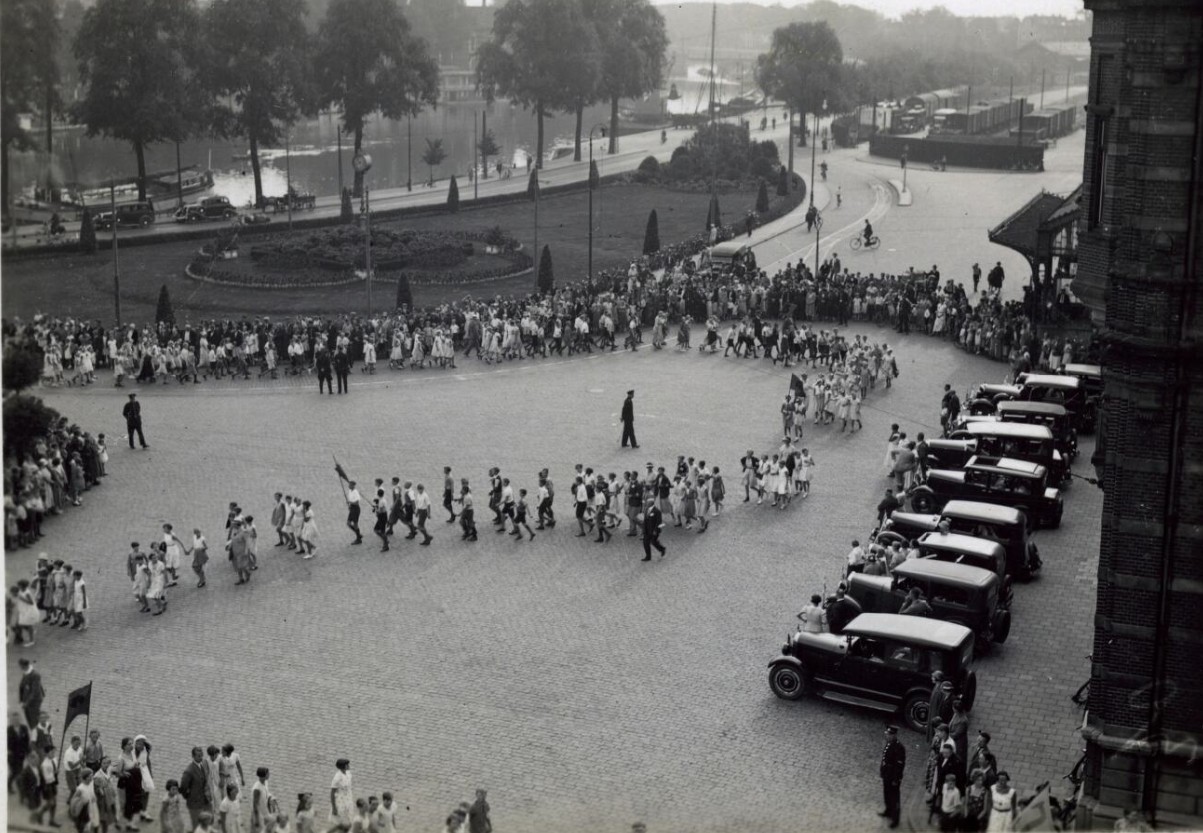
[608, 95, 619, 155]
[480, 111, 488, 179]
[353, 126, 364, 197]
[573, 103, 583, 162]
[535, 100, 544, 169]
[134, 140, 147, 202]
[248, 133, 264, 208]
[786, 107, 794, 176]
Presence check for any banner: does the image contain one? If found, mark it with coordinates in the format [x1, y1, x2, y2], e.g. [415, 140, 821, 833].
[789, 373, 807, 398]
[64, 682, 92, 729]
[1013, 785, 1054, 832]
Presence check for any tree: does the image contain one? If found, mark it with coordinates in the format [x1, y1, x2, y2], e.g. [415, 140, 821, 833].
[537, 244, 554, 294]
[478, 129, 501, 181]
[205, 0, 314, 209]
[526, 168, 540, 201]
[422, 138, 446, 186]
[476, 0, 598, 170]
[586, 0, 668, 155]
[155, 284, 176, 328]
[394, 273, 413, 311]
[756, 179, 770, 213]
[756, 22, 845, 150]
[706, 194, 721, 231]
[341, 188, 353, 222]
[79, 209, 97, 254]
[2, 346, 43, 395]
[315, 0, 439, 196]
[73, 0, 207, 202]
[777, 166, 789, 196]
[643, 209, 660, 255]
[2, 395, 59, 462]
[446, 175, 459, 213]
[1, 0, 61, 210]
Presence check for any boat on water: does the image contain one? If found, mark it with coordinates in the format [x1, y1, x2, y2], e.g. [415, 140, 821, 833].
[149, 167, 214, 198]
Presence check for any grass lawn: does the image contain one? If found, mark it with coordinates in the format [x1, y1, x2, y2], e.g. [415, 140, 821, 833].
[1, 183, 777, 322]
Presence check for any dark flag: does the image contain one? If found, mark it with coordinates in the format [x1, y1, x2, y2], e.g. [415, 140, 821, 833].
[65, 682, 91, 728]
[332, 455, 350, 501]
[789, 373, 807, 398]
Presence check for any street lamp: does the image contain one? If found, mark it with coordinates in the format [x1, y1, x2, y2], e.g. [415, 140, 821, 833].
[902, 144, 909, 194]
[285, 128, 293, 231]
[353, 152, 373, 316]
[588, 123, 607, 281]
[813, 97, 826, 282]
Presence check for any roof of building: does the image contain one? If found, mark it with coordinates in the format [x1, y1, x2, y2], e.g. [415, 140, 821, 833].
[988, 190, 1068, 258]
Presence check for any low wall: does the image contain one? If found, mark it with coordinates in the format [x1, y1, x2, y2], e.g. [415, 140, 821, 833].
[870, 134, 1045, 171]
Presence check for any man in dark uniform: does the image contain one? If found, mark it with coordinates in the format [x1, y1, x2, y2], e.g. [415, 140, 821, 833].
[620, 390, 639, 448]
[7, 711, 31, 793]
[17, 659, 44, 729]
[333, 346, 351, 394]
[825, 583, 862, 634]
[315, 347, 333, 394]
[122, 393, 148, 449]
[640, 498, 665, 561]
[927, 671, 948, 743]
[880, 725, 906, 828]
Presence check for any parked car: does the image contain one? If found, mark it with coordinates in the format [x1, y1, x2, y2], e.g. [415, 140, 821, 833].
[947, 421, 1068, 487]
[909, 456, 1063, 529]
[1016, 373, 1091, 432]
[93, 200, 157, 229]
[875, 512, 940, 549]
[940, 500, 1042, 580]
[847, 559, 1010, 653]
[923, 438, 979, 472]
[1060, 364, 1103, 433]
[964, 383, 1022, 415]
[996, 400, 1077, 461]
[915, 531, 1012, 606]
[768, 613, 977, 732]
[175, 195, 238, 223]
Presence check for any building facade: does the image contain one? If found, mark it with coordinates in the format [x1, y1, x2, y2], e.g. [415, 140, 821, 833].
[1072, 0, 1203, 828]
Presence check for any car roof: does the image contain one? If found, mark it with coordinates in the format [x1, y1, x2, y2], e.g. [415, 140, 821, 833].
[894, 557, 996, 587]
[928, 438, 977, 447]
[961, 422, 1053, 440]
[843, 613, 973, 649]
[966, 456, 1046, 477]
[887, 511, 941, 528]
[710, 240, 750, 257]
[941, 500, 1024, 524]
[1062, 363, 1101, 377]
[918, 531, 1004, 557]
[1021, 373, 1080, 389]
[975, 383, 1021, 395]
[997, 401, 1068, 417]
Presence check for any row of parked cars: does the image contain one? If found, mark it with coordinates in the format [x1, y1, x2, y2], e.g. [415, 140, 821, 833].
[766, 364, 1103, 732]
[92, 196, 241, 230]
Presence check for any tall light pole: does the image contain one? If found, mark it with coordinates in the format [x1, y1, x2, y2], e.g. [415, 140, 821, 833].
[285, 128, 293, 231]
[110, 179, 121, 330]
[353, 152, 373, 316]
[813, 97, 826, 282]
[474, 111, 479, 202]
[902, 143, 909, 193]
[407, 116, 412, 192]
[336, 124, 343, 198]
[587, 124, 607, 281]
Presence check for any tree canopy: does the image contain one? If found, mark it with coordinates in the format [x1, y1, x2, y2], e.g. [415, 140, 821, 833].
[587, 0, 668, 155]
[1, 0, 61, 209]
[756, 21, 845, 124]
[315, 0, 439, 194]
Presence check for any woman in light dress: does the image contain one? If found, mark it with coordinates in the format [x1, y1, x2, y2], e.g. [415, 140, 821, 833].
[299, 501, 318, 559]
[328, 760, 354, 829]
[884, 424, 902, 476]
[389, 332, 405, 369]
[984, 771, 1017, 832]
[148, 552, 167, 615]
[933, 302, 947, 336]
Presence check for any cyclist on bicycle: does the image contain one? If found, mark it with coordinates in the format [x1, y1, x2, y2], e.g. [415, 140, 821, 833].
[836, 186, 842, 207]
[819, 161, 827, 181]
[863, 219, 874, 247]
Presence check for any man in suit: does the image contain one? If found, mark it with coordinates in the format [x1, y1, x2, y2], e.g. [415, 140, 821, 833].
[620, 390, 639, 449]
[315, 347, 333, 395]
[333, 346, 351, 394]
[640, 499, 665, 561]
[879, 724, 906, 828]
[17, 659, 44, 729]
[7, 711, 31, 793]
[179, 746, 212, 828]
[122, 393, 148, 449]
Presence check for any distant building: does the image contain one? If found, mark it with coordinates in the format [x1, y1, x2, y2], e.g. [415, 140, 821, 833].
[438, 66, 487, 106]
[1072, 0, 1203, 829]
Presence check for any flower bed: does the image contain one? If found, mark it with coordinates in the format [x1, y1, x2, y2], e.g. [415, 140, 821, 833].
[246, 227, 520, 273]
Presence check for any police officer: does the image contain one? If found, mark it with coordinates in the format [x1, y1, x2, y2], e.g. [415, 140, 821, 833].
[880, 724, 906, 828]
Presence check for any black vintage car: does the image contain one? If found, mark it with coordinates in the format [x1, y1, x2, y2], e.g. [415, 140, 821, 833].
[175, 195, 238, 223]
[923, 438, 979, 472]
[947, 421, 1069, 487]
[909, 456, 1063, 529]
[769, 613, 977, 732]
[915, 531, 1013, 605]
[996, 400, 1077, 462]
[964, 383, 1022, 415]
[847, 559, 1011, 654]
[940, 500, 1042, 581]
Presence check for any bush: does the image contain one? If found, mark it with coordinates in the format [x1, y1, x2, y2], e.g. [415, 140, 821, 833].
[155, 284, 175, 329]
[752, 139, 780, 161]
[395, 273, 413, 311]
[706, 194, 722, 231]
[2, 347, 43, 394]
[2, 395, 60, 461]
[756, 179, 770, 214]
[446, 175, 460, 213]
[668, 153, 694, 181]
[750, 155, 775, 180]
[341, 188, 353, 222]
[643, 209, 660, 255]
[79, 209, 97, 254]
[537, 244, 553, 294]
[637, 156, 660, 176]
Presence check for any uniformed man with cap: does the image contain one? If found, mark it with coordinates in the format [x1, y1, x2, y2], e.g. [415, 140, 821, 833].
[880, 724, 906, 828]
[620, 390, 639, 448]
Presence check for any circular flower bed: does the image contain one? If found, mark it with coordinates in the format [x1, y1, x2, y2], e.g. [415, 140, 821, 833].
[248, 227, 495, 272]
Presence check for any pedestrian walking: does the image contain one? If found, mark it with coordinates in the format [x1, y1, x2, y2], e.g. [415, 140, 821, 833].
[343, 480, 363, 545]
[879, 724, 906, 829]
[122, 394, 148, 450]
[180, 747, 212, 830]
[372, 489, 390, 552]
[189, 529, 209, 588]
[18, 658, 45, 727]
[413, 485, 433, 545]
[640, 499, 665, 561]
[620, 390, 639, 448]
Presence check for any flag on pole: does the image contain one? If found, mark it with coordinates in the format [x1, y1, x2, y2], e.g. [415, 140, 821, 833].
[1013, 785, 1054, 832]
[789, 373, 807, 398]
[64, 682, 91, 729]
[332, 455, 350, 501]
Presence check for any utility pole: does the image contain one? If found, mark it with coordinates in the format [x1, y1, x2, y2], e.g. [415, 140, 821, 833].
[110, 181, 121, 330]
[407, 117, 412, 192]
[474, 111, 479, 202]
[364, 187, 372, 316]
[1040, 69, 1046, 110]
[175, 141, 184, 209]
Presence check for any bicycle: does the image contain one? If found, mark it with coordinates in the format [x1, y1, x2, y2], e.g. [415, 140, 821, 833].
[850, 234, 880, 251]
[1070, 655, 1092, 709]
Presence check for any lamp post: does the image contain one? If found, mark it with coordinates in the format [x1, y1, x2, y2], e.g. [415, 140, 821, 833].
[813, 97, 826, 282]
[285, 128, 293, 231]
[336, 124, 343, 198]
[353, 152, 373, 316]
[110, 179, 121, 330]
[902, 143, 909, 193]
[474, 111, 479, 203]
[588, 123, 606, 281]
[407, 116, 412, 192]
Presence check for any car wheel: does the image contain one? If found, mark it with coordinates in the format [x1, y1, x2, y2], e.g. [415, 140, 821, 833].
[768, 663, 808, 701]
[911, 492, 935, 513]
[993, 610, 1012, 643]
[960, 671, 978, 712]
[902, 691, 929, 732]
